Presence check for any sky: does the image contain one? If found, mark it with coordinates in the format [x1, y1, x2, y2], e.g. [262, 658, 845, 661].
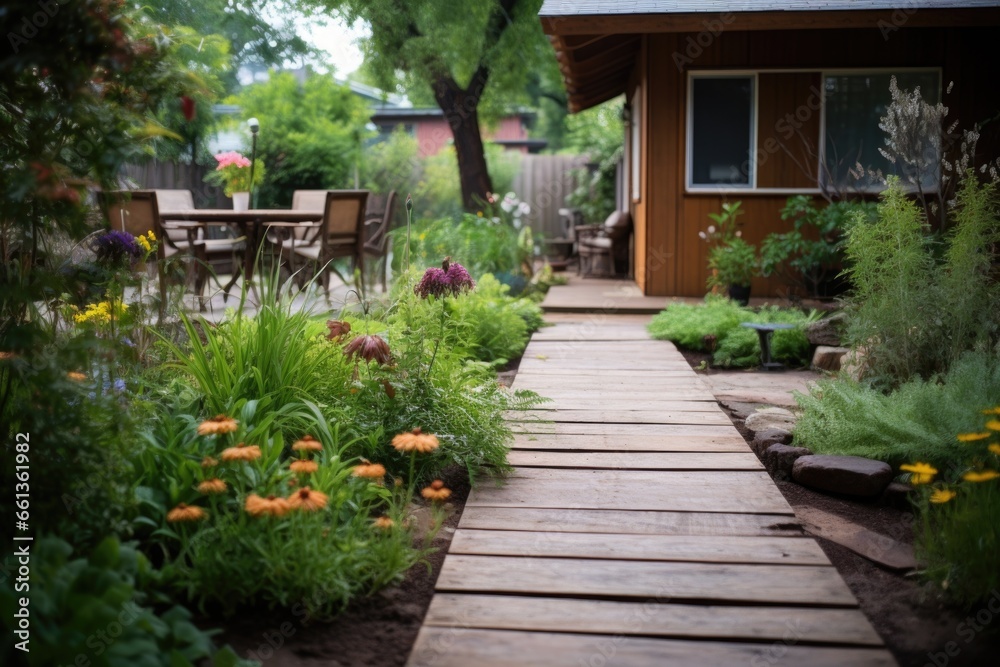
[296, 13, 368, 76]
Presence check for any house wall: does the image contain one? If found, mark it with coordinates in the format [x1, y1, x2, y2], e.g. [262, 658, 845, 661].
[637, 27, 1000, 297]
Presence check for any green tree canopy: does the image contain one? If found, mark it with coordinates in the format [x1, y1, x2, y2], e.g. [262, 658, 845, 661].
[230, 71, 370, 207]
[301, 0, 549, 210]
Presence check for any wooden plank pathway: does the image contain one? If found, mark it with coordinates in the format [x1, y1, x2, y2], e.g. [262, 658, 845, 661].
[408, 318, 894, 667]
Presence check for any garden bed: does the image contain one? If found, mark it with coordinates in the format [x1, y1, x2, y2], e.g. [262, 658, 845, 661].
[705, 370, 1000, 667]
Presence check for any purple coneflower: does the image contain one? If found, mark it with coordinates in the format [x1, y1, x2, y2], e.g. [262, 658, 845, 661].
[414, 257, 475, 299]
[344, 333, 392, 365]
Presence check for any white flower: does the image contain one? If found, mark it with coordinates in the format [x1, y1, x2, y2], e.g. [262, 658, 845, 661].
[518, 202, 531, 216]
[698, 231, 707, 240]
[707, 225, 716, 234]
[735, 230, 742, 238]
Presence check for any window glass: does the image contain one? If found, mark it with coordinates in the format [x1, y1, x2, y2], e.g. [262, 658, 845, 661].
[823, 71, 940, 189]
[690, 76, 754, 187]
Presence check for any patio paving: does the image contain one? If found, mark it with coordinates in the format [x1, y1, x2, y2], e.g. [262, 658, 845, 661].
[407, 315, 894, 667]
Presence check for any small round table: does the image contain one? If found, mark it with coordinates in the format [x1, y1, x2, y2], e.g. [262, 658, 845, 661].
[740, 322, 796, 371]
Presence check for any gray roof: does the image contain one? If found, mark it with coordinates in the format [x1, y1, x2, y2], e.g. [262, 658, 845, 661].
[540, 0, 1000, 16]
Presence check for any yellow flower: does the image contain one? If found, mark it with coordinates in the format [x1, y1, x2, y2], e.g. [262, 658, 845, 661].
[197, 478, 227, 495]
[137, 235, 151, 253]
[391, 428, 440, 454]
[900, 462, 938, 485]
[962, 470, 1000, 483]
[421, 479, 452, 502]
[957, 432, 992, 442]
[289, 459, 319, 474]
[197, 415, 238, 436]
[73, 300, 127, 325]
[929, 489, 957, 504]
[986, 419, 1000, 431]
[287, 487, 328, 512]
[989, 444, 1000, 456]
[167, 503, 207, 523]
[221, 443, 261, 462]
[147, 230, 156, 242]
[981, 406, 1000, 415]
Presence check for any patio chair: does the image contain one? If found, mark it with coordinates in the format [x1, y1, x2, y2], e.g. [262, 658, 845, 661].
[362, 190, 398, 292]
[282, 190, 368, 296]
[153, 189, 247, 307]
[576, 210, 632, 277]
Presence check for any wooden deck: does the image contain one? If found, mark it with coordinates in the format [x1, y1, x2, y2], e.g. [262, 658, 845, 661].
[407, 317, 894, 667]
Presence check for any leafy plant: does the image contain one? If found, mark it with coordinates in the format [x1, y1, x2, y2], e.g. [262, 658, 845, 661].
[706, 237, 758, 289]
[446, 274, 541, 366]
[0, 536, 247, 667]
[760, 196, 878, 298]
[203, 151, 265, 197]
[793, 352, 1000, 470]
[843, 175, 1000, 387]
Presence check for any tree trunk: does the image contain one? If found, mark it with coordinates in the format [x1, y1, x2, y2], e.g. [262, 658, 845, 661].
[432, 68, 493, 212]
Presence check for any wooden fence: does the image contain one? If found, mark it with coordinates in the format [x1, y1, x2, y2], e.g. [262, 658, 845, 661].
[121, 161, 227, 208]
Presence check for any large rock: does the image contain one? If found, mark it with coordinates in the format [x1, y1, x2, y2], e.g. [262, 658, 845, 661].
[812, 345, 849, 372]
[764, 444, 812, 478]
[806, 312, 847, 346]
[750, 428, 793, 455]
[792, 455, 893, 497]
[744, 407, 797, 433]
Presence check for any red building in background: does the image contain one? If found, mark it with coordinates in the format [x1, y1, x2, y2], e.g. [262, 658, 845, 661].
[370, 107, 547, 157]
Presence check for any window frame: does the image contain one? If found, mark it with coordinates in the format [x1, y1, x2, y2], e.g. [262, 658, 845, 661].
[685, 71, 759, 192]
[683, 67, 942, 195]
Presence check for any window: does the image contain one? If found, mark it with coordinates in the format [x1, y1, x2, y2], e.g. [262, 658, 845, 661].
[688, 75, 755, 188]
[822, 70, 940, 190]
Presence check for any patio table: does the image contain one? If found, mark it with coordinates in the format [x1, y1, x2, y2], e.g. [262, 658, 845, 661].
[158, 209, 322, 296]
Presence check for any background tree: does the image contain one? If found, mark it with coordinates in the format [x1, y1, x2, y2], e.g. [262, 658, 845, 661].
[230, 71, 371, 207]
[303, 0, 547, 210]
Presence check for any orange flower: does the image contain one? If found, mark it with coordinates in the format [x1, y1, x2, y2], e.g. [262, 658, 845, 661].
[66, 371, 88, 382]
[0, 351, 16, 361]
[292, 434, 323, 452]
[391, 428, 439, 454]
[197, 478, 227, 495]
[287, 487, 328, 512]
[221, 443, 261, 462]
[290, 459, 319, 474]
[373, 516, 395, 530]
[201, 456, 219, 468]
[244, 494, 291, 518]
[421, 479, 452, 502]
[167, 503, 207, 523]
[957, 432, 992, 443]
[197, 415, 238, 436]
[352, 462, 387, 479]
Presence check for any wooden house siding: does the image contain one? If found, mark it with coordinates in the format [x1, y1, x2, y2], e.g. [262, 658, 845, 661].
[628, 26, 1000, 296]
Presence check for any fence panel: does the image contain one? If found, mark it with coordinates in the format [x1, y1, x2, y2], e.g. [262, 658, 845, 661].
[511, 154, 588, 239]
[121, 161, 227, 208]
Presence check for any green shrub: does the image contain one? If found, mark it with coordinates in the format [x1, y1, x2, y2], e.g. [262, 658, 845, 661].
[793, 352, 1000, 470]
[447, 274, 542, 366]
[842, 175, 1000, 387]
[136, 400, 419, 617]
[647, 297, 816, 368]
[760, 196, 878, 298]
[0, 536, 246, 667]
[393, 214, 528, 282]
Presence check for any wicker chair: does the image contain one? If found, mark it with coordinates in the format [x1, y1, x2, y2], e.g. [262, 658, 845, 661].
[576, 210, 633, 277]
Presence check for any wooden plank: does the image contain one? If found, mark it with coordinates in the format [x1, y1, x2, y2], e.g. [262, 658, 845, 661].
[518, 360, 693, 371]
[513, 373, 707, 384]
[468, 469, 792, 514]
[423, 595, 885, 646]
[513, 367, 697, 377]
[796, 507, 918, 571]
[450, 529, 830, 565]
[436, 555, 856, 606]
[525, 398, 719, 411]
[512, 422, 737, 437]
[512, 388, 718, 402]
[457, 507, 804, 537]
[409, 628, 893, 667]
[507, 450, 762, 470]
[512, 433, 749, 452]
[531, 328, 653, 341]
[508, 409, 730, 425]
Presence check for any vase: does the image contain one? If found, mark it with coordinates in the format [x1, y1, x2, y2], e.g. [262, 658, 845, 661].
[232, 192, 250, 211]
[728, 284, 751, 306]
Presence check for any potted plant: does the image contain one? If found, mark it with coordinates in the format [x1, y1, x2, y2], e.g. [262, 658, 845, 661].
[204, 151, 264, 210]
[699, 201, 758, 305]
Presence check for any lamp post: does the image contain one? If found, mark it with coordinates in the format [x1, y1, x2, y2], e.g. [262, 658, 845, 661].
[248, 117, 259, 208]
